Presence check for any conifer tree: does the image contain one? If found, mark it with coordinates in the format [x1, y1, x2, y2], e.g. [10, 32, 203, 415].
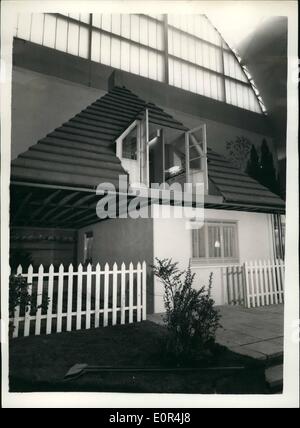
[259, 139, 280, 195]
[246, 144, 261, 181]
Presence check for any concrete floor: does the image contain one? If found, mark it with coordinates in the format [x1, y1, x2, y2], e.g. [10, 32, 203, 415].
[147, 304, 284, 361]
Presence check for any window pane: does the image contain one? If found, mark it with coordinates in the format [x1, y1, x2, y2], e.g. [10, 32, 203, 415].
[130, 44, 139, 75]
[217, 76, 224, 101]
[189, 65, 197, 93]
[111, 37, 121, 68]
[101, 14, 111, 32]
[173, 59, 181, 88]
[120, 40, 130, 72]
[192, 227, 205, 258]
[123, 126, 137, 159]
[55, 18, 68, 52]
[43, 14, 56, 48]
[148, 20, 157, 49]
[139, 47, 149, 78]
[17, 13, 32, 40]
[80, 14, 90, 24]
[148, 51, 157, 80]
[208, 225, 221, 258]
[79, 26, 89, 59]
[180, 34, 189, 61]
[69, 13, 80, 20]
[93, 14, 101, 28]
[111, 14, 121, 35]
[196, 68, 204, 95]
[202, 44, 210, 68]
[91, 31, 101, 62]
[195, 40, 203, 67]
[130, 14, 140, 42]
[67, 22, 79, 56]
[188, 38, 195, 63]
[203, 71, 211, 97]
[223, 225, 236, 258]
[230, 80, 238, 105]
[172, 30, 181, 57]
[236, 84, 244, 108]
[100, 33, 111, 65]
[139, 16, 148, 46]
[121, 14, 130, 39]
[210, 74, 218, 100]
[157, 54, 164, 81]
[181, 62, 189, 90]
[168, 58, 174, 85]
[209, 46, 217, 71]
[156, 23, 164, 50]
[168, 28, 173, 55]
[30, 14, 44, 45]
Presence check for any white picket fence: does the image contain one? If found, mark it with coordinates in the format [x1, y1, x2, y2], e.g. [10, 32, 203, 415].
[225, 259, 284, 308]
[243, 259, 284, 308]
[10, 261, 147, 338]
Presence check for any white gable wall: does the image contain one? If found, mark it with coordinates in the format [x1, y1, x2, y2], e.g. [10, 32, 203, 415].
[152, 205, 275, 312]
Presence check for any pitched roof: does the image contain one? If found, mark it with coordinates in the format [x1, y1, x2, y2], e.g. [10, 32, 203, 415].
[11, 86, 186, 189]
[11, 85, 284, 212]
[207, 148, 285, 209]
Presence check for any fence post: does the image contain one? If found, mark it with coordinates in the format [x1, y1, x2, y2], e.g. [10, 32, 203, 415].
[258, 259, 264, 306]
[76, 264, 83, 330]
[129, 262, 134, 323]
[86, 263, 92, 329]
[243, 262, 250, 308]
[103, 263, 109, 327]
[120, 262, 126, 325]
[262, 260, 269, 306]
[56, 264, 64, 333]
[254, 260, 260, 307]
[66, 264, 74, 332]
[35, 264, 44, 336]
[278, 258, 285, 302]
[137, 262, 142, 322]
[24, 264, 33, 337]
[226, 266, 231, 305]
[271, 260, 278, 304]
[276, 259, 283, 304]
[46, 264, 54, 335]
[112, 263, 118, 325]
[142, 261, 147, 321]
[267, 260, 274, 305]
[95, 263, 101, 328]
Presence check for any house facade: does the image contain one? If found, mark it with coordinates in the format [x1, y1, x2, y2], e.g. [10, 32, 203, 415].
[10, 13, 285, 314]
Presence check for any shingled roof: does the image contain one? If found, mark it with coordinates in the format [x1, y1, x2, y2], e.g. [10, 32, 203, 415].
[207, 148, 285, 209]
[11, 86, 284, 213]
[11, 86, 187, 189]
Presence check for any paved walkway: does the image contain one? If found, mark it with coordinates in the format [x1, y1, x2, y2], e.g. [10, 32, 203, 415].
[147, 304, 284, 362]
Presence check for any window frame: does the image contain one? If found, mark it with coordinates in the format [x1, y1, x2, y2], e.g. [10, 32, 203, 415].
[83, 231, 94, 265]
[191, 219, 240, 265]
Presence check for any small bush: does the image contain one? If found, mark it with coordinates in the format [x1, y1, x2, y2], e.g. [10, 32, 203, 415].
[9, 274, 49, 336]
[153, 258, 221, 364]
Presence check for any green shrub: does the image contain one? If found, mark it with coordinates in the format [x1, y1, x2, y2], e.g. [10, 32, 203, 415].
[153, 258, 221, 364]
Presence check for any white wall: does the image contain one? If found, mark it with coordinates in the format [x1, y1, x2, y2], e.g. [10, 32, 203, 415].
[152, 205, 275, 312]
[11, 67, 103, 160]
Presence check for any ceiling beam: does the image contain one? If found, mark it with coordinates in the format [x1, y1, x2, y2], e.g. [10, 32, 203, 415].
[13, 192, 33, 221]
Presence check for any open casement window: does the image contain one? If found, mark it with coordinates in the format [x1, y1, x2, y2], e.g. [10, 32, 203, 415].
[116, 120, 141, 185]
[185, 125, 208, 194]
[192, 220, 239, 264]
[116, 110, 153, 187]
